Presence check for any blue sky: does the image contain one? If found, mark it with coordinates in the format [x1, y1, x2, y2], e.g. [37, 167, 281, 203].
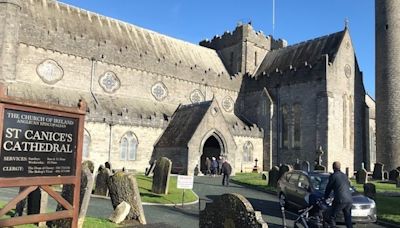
[58, 0, 375, 97]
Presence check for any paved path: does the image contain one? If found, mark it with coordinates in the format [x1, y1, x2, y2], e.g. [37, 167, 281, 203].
[0, 176, 386, 228]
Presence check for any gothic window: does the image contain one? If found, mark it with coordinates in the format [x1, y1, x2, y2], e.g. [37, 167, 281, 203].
[83, 129, 91, 158]
[281, 105, 290, 149]
[120, 132, 138, 161]
[243, 141, 254, 162]
[293, 104, 302, 149]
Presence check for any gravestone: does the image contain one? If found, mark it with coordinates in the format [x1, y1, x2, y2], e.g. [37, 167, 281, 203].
[151, 157, 172, 195]
[82, 160, 95, 174]
[356, 168, 368, 184]
[94, 166, 109, 196]
[261, 171, 268, 180]
[383, 171, 388, 180]
[49, 166, 94, 228]
[109, 201, 131, 224]
[301, 161, 310, 172]
[397, 176, 400, 188]
[145, 161, 156, 176]
[314, 164, 326, 172]
[293, 159, 301, 170]
[38, 190, 49, 227]
[199, 193, 268, 228]
[363, 183, 376, 200]
[372, 163, 384, 180]
[107, 171, 146, 224]
[78, 167, 95, 228]
[389, 169, 400, 182]
[268, 166, 279, 188]
[278, 164, 292, 181]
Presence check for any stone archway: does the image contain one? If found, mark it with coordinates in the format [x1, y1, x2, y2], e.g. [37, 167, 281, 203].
[200, 133, 225, 174]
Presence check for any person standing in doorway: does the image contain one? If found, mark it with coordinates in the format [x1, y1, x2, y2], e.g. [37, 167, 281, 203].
[221, 159, 232, 186]
[218, 156, 223, 175]
[205, 157, 211, 175]
[211, 157, 218, 177]
[324, 161, 353, 228]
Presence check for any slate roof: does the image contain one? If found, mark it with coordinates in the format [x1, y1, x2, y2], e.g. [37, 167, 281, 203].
[255, 29, 346, 77]
[155, 101, 212, 147]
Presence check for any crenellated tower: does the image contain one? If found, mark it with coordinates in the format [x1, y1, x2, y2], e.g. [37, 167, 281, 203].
[375, 0, 400, 170]
[0, 0, 21, 81]
[200, 23, 287, 76]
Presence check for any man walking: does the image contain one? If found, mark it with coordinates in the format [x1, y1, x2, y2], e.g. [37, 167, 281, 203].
[324, 161, 353, 228]
[221, 158, 232, 186]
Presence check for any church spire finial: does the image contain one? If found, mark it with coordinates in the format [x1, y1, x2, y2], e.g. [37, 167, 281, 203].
[344, 18, 349, 29]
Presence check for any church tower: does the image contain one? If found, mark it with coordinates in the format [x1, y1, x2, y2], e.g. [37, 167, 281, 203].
[375, 0, 400, 170]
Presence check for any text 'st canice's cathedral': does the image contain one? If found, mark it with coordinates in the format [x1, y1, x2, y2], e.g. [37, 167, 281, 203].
[0, 0, 376, 174]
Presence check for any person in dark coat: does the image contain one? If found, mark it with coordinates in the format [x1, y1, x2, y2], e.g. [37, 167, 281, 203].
[221, 159, 232, 186]
[324, 161, 353, 228]
[211, 157, 218, 177]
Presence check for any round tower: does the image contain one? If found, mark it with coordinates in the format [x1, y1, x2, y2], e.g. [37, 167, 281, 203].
[375, 0, 400, 170]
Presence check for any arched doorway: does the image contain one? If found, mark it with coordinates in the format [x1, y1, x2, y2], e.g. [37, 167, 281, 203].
[200, 133, 224, 174]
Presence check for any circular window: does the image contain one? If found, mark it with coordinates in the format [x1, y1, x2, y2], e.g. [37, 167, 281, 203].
[344, 64, 351, 78]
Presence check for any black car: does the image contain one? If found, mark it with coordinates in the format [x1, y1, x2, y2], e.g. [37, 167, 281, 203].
[277, 170, 377, 224]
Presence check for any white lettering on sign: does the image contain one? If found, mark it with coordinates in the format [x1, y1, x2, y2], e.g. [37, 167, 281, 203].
[177, 175, 194, 189]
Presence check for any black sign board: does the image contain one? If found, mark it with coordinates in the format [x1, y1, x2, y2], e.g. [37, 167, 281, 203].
[0, 109, 78, 177]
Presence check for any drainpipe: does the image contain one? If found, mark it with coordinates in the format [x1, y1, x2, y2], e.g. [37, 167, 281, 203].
[90, 57, 99, 105]
[108, 123, 112, 162]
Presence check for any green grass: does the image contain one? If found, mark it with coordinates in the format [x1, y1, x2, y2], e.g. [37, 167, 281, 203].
[136, 174, 198, 204]
[231, 172, 277, 193]
[351, 179, 400, 193]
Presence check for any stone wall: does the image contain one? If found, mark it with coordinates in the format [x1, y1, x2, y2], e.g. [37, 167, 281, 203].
[233, 136, 263, 173]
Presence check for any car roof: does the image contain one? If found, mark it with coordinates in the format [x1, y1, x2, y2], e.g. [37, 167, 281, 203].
[286, 170, 330, 177]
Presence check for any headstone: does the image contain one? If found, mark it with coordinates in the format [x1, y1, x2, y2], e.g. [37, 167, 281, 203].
[293, 159, 301, 170]
[145, 161, 156, 176]
[151, 157, 172, 195]
[363, 183, 376, 200]
[78, 167, 95, 228]
[82, 160, 95, 173]
[94, 166, 110, 196]
[314, 164, 326, 172]
[301, 161, 310, 172]
[49, 166, 95, 228]
[38, 190, 49, 227]
[397, 176, 400, 188]
[278, 164, 292, 181]
[268, 166, 279, 188]
[389, 169, 400, 182]
[383, 171, 388, 180]
[109, 201, 131, 224]
[200, 193, 268, 228]
[107, 171, 146, 224]
[261, 171, 268, 180]
[372, 163, 384, 180]
[356, 168, 368, 184]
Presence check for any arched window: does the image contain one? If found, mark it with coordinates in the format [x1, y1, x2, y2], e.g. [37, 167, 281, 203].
[281, 105, 289, 148]
[83, 129, 90, 158]
[243, 141, 254, 162]
[120, 132, 138, 161]
[293, 104, 302, 148]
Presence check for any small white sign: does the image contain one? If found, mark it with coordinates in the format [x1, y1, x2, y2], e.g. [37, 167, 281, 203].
[177, 175, 194, 189]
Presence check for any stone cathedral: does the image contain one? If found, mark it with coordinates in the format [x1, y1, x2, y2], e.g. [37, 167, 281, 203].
[0, 0, 376, 175]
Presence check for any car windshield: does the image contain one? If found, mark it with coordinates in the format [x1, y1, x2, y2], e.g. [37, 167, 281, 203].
[309, 173, 356, 193]
[309, 174, 329, 191]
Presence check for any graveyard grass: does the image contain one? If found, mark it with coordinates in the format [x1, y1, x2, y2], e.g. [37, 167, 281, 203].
[233, 173, 400, 225]
[0, 201, 116, 228]
[136, 174, 198, 204]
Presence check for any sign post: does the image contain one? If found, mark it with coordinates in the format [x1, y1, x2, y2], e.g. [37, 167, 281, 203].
[0, 87, 86, 228]
[177, 175, 194, 207]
